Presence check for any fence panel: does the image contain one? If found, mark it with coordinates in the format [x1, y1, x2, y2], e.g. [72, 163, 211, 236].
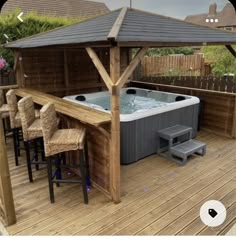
[135, 76, 236, 93]
[138, 54, 208, 77]
[0, 71, 16, 87]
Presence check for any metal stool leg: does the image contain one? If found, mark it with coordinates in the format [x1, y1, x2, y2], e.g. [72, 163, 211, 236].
[3, 118, 6, 143]
[34, 139, 39, 171]
[16, 128, 21, 156]
[80, 149, 88, 204]
[40, 138, 45, 161]
[13, 128, 19, 166]
[84, 141, 91, 188]
[47, 157, 55, 203]
[55, 155, 62, 187]
[24, 141, 33, 182]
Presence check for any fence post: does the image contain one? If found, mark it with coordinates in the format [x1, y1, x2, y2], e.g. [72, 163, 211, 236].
[232, 96, 236, 139]
[0, 113, 16, 226]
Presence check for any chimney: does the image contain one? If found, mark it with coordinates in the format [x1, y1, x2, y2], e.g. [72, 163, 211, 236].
[208, 3, 217, 16]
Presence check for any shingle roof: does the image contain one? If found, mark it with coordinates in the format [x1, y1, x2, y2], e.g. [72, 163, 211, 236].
[5, 7, 236, 49]
[1, 0, 110, 19]
[185, 3, 236, 28]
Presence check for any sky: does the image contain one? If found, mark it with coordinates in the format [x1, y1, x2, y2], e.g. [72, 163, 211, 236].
[95, 0, 230, 19]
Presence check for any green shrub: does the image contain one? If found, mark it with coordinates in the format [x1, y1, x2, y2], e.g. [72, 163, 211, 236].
[0, 9, 83, 68]
[145, 47, 194, 56]
[202, 45, 236, 76]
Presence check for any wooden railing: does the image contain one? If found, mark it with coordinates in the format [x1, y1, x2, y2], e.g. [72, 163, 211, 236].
[135, 76, 236, 93]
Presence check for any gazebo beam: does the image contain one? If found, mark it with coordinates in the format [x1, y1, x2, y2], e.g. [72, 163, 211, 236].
[116, 47, 148, 89]
[225, 45, 236, 58]
[86, 47, 113, 92]
[110, 46, 121, 203]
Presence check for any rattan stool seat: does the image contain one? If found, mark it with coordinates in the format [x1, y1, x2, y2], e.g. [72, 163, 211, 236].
[0, 93, 10, 142]
[6, 89, 23, 166]
[0, 104, 10, 113]
[14, 112, 22, 129]
[0, 111, 9, 119]
[40, 103, 89, 204]
[48, 128, 86, 156]
[18, 96, 45, 182]
[27, 118, 42, 140]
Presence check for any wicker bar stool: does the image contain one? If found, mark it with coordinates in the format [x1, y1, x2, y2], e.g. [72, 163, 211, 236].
[0, 89, 10, 141]
[40, 103, 89, 204]
[6, 89, 22, 166]
[18, 96, 45, 182]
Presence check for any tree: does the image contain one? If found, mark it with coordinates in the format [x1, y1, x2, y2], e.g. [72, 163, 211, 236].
[202, 46, 236, 76]
[145, 47, 194, 56]
[0, 10, 81, 68]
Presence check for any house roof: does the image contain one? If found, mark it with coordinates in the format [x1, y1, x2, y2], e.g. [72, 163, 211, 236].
[185, 3, 236, 28]
[5, 7, 236, 49]
[1, 0, 110, 19]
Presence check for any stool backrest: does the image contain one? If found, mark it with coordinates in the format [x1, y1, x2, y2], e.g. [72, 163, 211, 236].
[40, 103, 58, 147]
[6, 89, 18, 129]
[18, 96, 36, 141]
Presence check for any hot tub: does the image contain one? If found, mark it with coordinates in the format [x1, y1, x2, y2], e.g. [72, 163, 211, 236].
[64, 88, 200, 165]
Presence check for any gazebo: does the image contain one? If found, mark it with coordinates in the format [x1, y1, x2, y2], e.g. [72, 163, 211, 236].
[1, 7, 236, 226]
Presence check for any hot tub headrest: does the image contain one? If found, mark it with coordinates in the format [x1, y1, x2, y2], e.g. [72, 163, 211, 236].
[175, 96, 186, 101]
[75, 95, 86, 101]
[126, 89, 136, 95]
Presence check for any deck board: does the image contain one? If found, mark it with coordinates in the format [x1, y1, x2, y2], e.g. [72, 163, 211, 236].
[5, 130, 236, 235]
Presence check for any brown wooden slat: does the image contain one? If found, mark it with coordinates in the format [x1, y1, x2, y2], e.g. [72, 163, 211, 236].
[14, 88, 111, 126]
[4, 130, 236, 235]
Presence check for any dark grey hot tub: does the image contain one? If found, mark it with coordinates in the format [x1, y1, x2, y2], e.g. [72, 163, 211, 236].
[64, 88, 199, 165]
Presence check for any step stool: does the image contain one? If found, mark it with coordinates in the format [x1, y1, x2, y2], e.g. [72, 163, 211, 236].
[170, 139, 206, 166]
[157, 125, 193, 154]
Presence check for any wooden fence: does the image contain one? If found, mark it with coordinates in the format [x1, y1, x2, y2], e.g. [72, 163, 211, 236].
[131, 81, 236, 139]
[133, 54, 211, 78]
[135, 76, 236, 93]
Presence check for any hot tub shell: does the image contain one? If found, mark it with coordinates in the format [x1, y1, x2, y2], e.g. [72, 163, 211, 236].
[64, 88, 199, 165]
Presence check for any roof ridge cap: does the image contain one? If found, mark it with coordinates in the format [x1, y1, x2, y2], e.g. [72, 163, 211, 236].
[107, 7, 128, 41]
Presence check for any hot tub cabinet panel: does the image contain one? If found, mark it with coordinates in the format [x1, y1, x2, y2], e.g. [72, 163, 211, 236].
[120, 104, 199, 164]
[64, 88, 200, 165]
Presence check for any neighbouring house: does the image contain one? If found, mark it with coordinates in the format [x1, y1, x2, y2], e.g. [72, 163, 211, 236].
[1, 0, 110, 19]
[185, 2, 236, 32]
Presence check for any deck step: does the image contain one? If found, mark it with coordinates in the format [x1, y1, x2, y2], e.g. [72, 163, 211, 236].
[170, 140, 206, 165]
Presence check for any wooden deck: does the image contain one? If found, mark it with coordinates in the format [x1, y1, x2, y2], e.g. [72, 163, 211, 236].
[4, 130, 236, 235]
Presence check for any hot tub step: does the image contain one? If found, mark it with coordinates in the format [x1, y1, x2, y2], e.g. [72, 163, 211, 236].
[170, 140, 206, 165]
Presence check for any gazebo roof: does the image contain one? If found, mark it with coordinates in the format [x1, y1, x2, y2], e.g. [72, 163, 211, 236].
[5, 7, 236, 49]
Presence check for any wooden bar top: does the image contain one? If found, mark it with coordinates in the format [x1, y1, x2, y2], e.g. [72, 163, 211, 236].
[14, 88, 111, 127]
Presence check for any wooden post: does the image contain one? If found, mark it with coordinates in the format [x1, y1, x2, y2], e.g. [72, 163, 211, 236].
[64, 49, 69, 95]
[110, 47, 121, 203]
[14, 50, 24, 88]
[0, 114, 16, 226]
[232, 96, 236, 138]
[116, 47, 147, 89]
